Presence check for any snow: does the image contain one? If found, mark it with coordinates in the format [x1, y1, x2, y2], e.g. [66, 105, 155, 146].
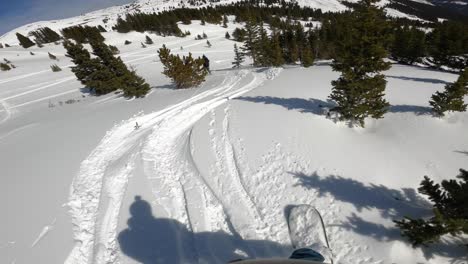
[1, 2, 468, 264]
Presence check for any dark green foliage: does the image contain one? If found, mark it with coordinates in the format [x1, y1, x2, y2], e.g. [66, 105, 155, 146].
[145, 35, 154, 45]
[61, 25, 105, 44]
[232, 44, 245, 68]
[206, 40, 212, 47]
[16, 33, 35, 48]
[0, 63, 11, 71]
[50, 64, 62, 72]
[300, 41, 314, 68]
[63, 40, 149, 97]
[158, 45, 208, 89]
[48, 52, 57, 60]
[391, 25, 426, 64]
[202, 32, 208, 39]
[109, 45, 120, 55]
[429, 67, 468, 116]
[113, 12, 183, 36]
[232, 28, 246, 42]
[225, 32, 231, 39]
[29, 27, 61, 44]
[427, 21, 468, 70]
[329, 0, 391, 127]
[124, 40, 132, 45]
[97, 25, 107, 32]
[394, 169, 468, 246]
[30, 51, 35, 56]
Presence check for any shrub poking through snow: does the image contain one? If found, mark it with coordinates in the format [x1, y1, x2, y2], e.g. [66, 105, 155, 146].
[125, 40, 132, 45]
[30, 51, 35, 56]
[48, 52, 57, 60]
[0, 43, 3, 48]
[328, 0, 391, 127]
[145, 35, 154, 45]
[0, 63, 11, 71]
[16, 33, 35, 48]
[202, 32, 208, 39]
[430, 67, 468, 116]
[394, 169, 468, 247]
[225, 32, 230, 39]
[141, 42, 147, 48]
[51, 64, 62, 72]
[206, 40, 212, 47]
[158, 45, 208, 89]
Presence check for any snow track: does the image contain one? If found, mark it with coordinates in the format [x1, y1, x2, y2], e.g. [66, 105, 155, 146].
[65, 68, 281, 264]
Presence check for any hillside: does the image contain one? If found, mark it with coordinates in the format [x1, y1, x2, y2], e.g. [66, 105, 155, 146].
[1, 1, 467, 264]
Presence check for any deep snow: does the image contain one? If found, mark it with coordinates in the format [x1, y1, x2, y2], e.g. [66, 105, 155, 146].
[1, 7, 468, 264]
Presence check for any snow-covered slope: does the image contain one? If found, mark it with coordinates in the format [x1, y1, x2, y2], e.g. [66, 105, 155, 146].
[0, 0, 444, 45]
[1, 2, 467, 264]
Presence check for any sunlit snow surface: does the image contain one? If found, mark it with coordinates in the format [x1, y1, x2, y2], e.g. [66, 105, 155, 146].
[1, 3, 467, 264]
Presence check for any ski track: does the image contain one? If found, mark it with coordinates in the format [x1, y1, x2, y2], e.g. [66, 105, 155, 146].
[66, 68, 281, 264]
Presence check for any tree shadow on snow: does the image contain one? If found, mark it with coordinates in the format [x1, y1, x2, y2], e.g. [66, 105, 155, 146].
[386, 75, 450, 85]
[292, 172, 432, 220]
[118, 196, 290, 264]
[293, 172, 468, 262]
[454, 150, 468, 157]
[237, 96, 433, 117]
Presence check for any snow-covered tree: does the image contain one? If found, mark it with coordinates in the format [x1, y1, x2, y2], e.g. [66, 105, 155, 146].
[429, 67, 468, 116]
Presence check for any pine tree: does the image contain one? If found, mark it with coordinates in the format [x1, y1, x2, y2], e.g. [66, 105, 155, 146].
[158, 45, 208, 89]
[0, 43, 3, 49]
[90, 41, 150, 97]
[225, 32, 231, 39]
[16, 33, 35, 48]
[301, 42, 314, 68]
[145, 35, 154, 45]
[232, 44, 245, 68]
[125, 40, 132, 45]
[429, 67, 468, 116]
[202, 32, 208, 39]
[241, 17, 259, 65]
[394, 169, 468, 246]
[391, 26, 426, 65]
[328, 0, 391, 127]
[270, 32, 284, 67]
[206, 40, 212, 47]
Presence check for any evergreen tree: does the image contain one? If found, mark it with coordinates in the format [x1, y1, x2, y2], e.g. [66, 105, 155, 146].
[391, 25, 426, 64]
[145, 35, 154, 45]
[125, 40, 132, 45]
[241, 17, 259, 65]
[394, 169, 468, 246]
[206, 40, 212, 47]
[225, 32, 231, 39]
[301, 42, 314, 68]
[30, 51, 35, 56]
[270, 32, 285, 67]
[0, 43, 3, 48]
[16, 33, 35, 48]
[429, 67, 468, 116]
[202, 32, 208, 39]
[232, 44, 245, 68]
[158, 45, 208, 89]
[29, 27, 61, 44]
[329, 0, 391, 127]
[90, 41, 150, 97]
[232, 28, 246, 42]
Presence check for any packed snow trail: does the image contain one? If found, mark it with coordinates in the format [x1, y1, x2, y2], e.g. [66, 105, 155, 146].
[65, 68, 281, 264]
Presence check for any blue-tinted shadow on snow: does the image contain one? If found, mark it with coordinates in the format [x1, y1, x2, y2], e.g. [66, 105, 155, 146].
[386, 75, 450, 85]
[292, 172, 432, 220]
[237, 96, 433, 116]
[292, 173, 468, 262]
[118, 196, 290, 264]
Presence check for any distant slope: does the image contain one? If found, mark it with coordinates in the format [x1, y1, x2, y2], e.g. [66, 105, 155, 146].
[1, 0, 467, 46]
